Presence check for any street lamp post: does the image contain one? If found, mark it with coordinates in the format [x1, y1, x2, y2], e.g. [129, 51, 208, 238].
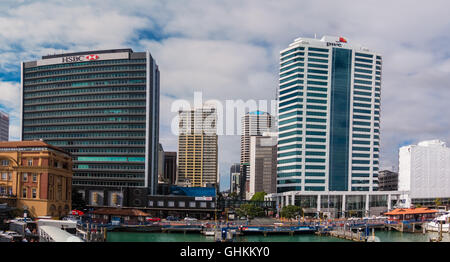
[23, 205, 29, 220]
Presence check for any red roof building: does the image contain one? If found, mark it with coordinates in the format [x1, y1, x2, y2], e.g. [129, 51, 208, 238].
[384, 208, 437, 221]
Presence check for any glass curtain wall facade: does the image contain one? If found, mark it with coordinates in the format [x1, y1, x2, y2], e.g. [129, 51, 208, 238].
[277, 36, 382, 194]
[21, 49, 160, 206]
[0, 111, 9, 141]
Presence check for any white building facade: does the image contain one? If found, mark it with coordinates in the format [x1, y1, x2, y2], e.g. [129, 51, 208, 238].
[240, 111, 274, 198]
[399, 140, 450, 206]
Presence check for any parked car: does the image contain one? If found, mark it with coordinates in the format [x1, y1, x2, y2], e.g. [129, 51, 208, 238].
[166, 216, 180, 221]
[146, 217, 161, 222]
[184, 217, 198, 221]
[1, 231, 22, 237]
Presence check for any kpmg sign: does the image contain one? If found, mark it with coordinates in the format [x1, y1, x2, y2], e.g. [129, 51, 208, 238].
[37, 52, 129, 66]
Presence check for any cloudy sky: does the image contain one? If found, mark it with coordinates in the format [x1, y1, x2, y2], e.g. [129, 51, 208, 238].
[0, 0, 449, 191]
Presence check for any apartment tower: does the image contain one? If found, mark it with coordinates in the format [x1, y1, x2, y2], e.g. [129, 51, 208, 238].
[177, 107, 218, 188]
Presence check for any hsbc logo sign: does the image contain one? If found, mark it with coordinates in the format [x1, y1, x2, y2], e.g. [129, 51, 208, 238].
[38, 52, 129, 66]
[61, 54, 100, 63]
[86, 54, 99, 60]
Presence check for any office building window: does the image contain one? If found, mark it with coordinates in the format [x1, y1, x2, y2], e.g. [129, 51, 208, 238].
[32, 174, 37, 182]
[32, 188, 37, 199]
[23, 173, 28, 182]
[22, 188, 27, 198]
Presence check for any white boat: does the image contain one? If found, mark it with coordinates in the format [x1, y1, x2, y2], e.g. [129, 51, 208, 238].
[425, 212, 450, 233]
[203, 230, 216, 236]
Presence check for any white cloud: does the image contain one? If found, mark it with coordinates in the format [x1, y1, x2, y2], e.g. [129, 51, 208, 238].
[0, 0, 449, 190]
[0, 79, 21, 141]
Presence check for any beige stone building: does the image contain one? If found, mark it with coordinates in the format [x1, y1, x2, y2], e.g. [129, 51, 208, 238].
[0, 141, 73, 218]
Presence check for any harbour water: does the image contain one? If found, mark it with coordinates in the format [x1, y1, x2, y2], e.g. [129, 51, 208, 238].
[107, 230, 447, 242]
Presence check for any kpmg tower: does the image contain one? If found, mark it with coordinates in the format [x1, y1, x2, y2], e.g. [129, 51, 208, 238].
[267, 36, 391, 217]
[20, 49, 160, 207]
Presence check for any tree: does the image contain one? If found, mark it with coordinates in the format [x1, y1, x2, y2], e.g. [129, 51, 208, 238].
[434, 198, 442, 207]
[229, 192, 239, 200]
[281, 205, 302, 219]
[250, 192, 267, 202]
[235, 204, 265, 218]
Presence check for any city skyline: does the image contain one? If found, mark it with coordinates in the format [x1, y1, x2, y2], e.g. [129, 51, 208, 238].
[0, 1, 449, 191]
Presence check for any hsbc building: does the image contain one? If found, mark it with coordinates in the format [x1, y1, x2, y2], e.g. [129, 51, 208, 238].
[20, 49, 160, 207]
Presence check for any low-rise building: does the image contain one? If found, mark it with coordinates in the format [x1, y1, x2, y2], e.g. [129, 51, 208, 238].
[378, 170, 398, 191]
[0, 141, 73, 218]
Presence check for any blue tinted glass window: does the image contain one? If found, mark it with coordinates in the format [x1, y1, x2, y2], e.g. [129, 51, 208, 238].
[309, 47, 329, 53]
[328, 48, 352, 191]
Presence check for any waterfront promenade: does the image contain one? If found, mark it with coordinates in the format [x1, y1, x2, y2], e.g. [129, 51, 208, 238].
[104, 217, 450, 242]
[84, 217, 393, 238]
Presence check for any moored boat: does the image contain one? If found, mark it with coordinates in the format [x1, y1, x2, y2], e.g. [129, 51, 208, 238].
[425, 212, 450, 233]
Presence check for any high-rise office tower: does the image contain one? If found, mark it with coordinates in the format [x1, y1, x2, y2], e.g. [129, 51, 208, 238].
[163, 152, 177, 185]
[0, 111, 9, 141]
[177, 107, 218, 187]
[157, 143, 165, 183]
[229, 163, 240, 194]
[277, 36, 382, 194]
[249, 134, 277, 199]
[240, 111, 274, 198]
[21, 49, 160, 207]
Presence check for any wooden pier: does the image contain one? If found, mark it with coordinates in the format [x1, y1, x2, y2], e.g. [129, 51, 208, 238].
[76, 223, 107, 242]
[384, 221, 426, 233]
[161, 224, 204, 234]
[328, 227, 368, 242]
